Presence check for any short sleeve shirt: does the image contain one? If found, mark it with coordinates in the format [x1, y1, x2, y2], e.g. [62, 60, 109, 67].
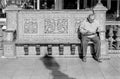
[79, 19, 102, 34]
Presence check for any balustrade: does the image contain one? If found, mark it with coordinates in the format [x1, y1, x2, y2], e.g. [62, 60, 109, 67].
[106, 21, 120, 51]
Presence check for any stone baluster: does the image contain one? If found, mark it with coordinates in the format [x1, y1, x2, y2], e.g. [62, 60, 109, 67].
[71, 45, 76, 55]
[59, 45, 64, 55]
[108, 25, 114, 49]
[0, 25, 3, 57]
[24, 45, 29, 55]
[47, 45, 52, 55]
[116, 25, 120, 49]
[36, 45, 40, 55]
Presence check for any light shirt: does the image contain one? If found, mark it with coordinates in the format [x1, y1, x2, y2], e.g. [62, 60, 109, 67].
[79, 19, 102, 38]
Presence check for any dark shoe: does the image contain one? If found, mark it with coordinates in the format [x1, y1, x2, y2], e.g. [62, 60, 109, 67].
[94, 58, 102, 63]
[82, 57, 86, 62]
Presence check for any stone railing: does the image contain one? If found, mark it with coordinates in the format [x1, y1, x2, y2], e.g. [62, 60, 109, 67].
[106, 21, 120, 54]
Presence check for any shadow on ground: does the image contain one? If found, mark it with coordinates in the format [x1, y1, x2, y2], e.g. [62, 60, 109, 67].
[40, 54, 76, 79]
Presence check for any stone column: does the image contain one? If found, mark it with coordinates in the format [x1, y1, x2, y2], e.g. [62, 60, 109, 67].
[33, 0, 36, 9]
[37, 0, 40, 10]
[58, 0, 63, 10]
[55, 0, 63, 10]
[93, 1, 108, 58]
[107, 0, 111, 10]
[117, 0, 120, 17]
[84, 0, 87, 9]
[3, 4, 22, 58]
[77, 0, 80, 10]
[55, 0, 58, 10]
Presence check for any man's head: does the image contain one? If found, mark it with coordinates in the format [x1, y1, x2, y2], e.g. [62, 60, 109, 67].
[87, 13, 96, 23]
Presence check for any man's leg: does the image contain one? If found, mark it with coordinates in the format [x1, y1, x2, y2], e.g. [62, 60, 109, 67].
[81, 36, 89, 62]
[91, 36, 101, 62]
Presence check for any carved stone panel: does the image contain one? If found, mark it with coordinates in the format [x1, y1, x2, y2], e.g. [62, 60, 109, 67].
[74, 18, 85, 33]
[4, 43, 15, 57]
[17, 11, 92, 43]
[24, 18, 38, 34]
[44, 19, 68, 34]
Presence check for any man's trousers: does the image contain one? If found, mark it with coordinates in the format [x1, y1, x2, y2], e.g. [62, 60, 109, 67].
[81, 35, 101, 58]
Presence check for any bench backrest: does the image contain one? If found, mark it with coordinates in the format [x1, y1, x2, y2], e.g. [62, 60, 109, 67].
[15, 10, 92, 44]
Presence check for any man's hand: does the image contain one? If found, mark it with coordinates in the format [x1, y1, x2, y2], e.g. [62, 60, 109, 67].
[83, 31, 96, 36]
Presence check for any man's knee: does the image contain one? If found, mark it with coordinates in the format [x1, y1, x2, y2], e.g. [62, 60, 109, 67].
[81, 40, 88, 45]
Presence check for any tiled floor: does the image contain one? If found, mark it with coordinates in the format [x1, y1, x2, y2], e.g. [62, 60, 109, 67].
[0, 55, 120, 79]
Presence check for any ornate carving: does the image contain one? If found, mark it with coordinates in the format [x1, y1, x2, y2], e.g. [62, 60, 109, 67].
[4, 43, 15, 56]
[24, 19, 38, 34]
[44, 19, 55, 33]
[44, 19, 68, 34]
[74, 18, 85, 33]
[57, 19, 68, 33]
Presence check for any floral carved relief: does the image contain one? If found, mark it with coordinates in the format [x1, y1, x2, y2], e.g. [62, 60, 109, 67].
[24, 19, 38, 34]
[44, 19, 68, 34]
[44, 19, 55, 33]
[74, 18, 85, 33]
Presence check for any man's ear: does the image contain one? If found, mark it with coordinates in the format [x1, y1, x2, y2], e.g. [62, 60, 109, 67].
[87, 17, 89, 20]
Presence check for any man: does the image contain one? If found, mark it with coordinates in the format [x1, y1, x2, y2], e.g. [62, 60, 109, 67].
[79, 13, 102, 63]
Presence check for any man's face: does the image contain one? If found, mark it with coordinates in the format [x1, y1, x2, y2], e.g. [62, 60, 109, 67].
[88, 14, 95, 23]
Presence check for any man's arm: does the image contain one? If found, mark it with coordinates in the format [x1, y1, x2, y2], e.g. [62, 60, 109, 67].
[79, 21, 88, 34]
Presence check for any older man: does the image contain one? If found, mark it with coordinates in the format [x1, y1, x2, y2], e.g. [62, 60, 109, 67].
[79, 13, 102, 62]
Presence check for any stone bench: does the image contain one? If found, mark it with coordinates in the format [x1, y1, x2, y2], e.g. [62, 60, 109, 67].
[3, 3, 108, 58]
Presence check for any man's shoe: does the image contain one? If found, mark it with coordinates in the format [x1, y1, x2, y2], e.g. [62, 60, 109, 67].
[82, 57, 86, 62]
[94, 58, 102, 63]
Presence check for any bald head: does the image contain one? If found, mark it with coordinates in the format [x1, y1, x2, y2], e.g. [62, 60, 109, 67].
[87, 13, 96, 23]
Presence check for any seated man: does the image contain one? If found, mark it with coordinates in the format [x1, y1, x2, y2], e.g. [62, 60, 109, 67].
[79, 13, 102, 63]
